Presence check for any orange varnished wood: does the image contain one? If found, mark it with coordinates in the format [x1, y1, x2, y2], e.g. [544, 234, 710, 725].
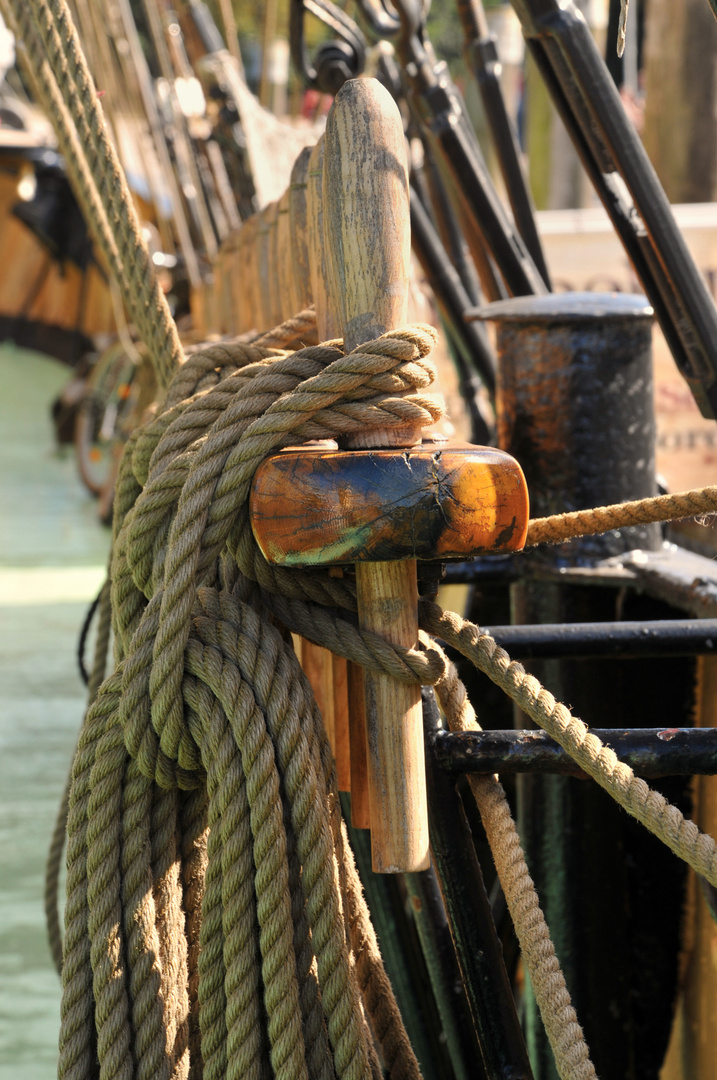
[332, 654, 351, 791]
[347, 660, 370, 827]
[301, 639, 335, 753]
[250, 441, 529, 566]
[321, 79, 427, 873]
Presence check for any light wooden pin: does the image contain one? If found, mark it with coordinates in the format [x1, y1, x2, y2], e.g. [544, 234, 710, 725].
[304, 133, 351, 793]
[288, 146, 313, 316]
[236, 214, 259, 333]
[323, 78, 429, 872]
[275, 187, 293, 322]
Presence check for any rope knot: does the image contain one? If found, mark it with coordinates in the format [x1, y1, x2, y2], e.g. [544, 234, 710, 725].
[111, 320, 446, 789]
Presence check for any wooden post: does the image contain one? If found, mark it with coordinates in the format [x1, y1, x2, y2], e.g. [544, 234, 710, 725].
[303, 134, 350, 791]
[275, 187, 293, 322]
[307, 137, 342, 341]
[288, 146, 313, 315]
[236, 214, 259, 333]
[323, 78, 429, 872]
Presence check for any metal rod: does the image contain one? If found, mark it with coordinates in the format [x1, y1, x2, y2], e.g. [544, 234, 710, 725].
[114, 0, 203, 287]
[404, 867, 484, 1080]
[456, 0, 551, 286]
[417, 135, 482, 306]
[422, 688, 535, 1080]
[431, 727, 717, 778]
[477, 618, 717, 659]
[404, 57, 549, 298]
[510, 0, 717, 419]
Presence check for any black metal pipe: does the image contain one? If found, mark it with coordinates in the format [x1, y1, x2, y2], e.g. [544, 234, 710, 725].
[406, 60, 549, 299]
[442, 554, 524, 584]
[404, 866, 484, 1080]
[422, 687, 535, 1080]
[508, 0, 717, 419]
[431, 727, 717, 778]
[487, 289, 689, 1079]
[410, 186, 497, 398]
[477, 618, 717, 659]
[418, 135, 483, 306]
[455, 0, 551, 287]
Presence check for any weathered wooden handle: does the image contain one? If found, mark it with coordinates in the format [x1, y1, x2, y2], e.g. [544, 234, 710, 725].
[307, 136, 342, 340]
[304, 133, 350, 792]
[324, 78, 429, 872]
[289, 146, 313, 316]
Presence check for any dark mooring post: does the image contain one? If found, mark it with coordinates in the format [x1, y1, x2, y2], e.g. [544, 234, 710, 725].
[477, 294, 693, 1080]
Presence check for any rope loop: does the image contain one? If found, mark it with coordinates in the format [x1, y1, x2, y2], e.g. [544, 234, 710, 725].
[60, 312, 443, 1080]
[109, 323, 444, 792]
[56, 300, 717, 1080]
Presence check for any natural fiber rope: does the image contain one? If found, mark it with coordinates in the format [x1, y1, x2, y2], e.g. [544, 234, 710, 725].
[45, 576, 113, 976]
[11, 0, 686, 1068]
[431, 646, 596, 1080]
[57, 326, 441, 1080]
[419, 602, 717, 890]
[526, 484, 717, 547]
[43, 300, 717, 1080]
[1, 0, 184, 390]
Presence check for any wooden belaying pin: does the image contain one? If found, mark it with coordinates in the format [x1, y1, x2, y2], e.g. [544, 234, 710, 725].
[288, 146, 313, 316]
[323, 78, 426, 870]
[302, 132, 351, 793]
[250, 79, 530, 871]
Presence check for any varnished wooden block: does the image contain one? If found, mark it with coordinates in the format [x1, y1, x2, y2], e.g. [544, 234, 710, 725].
[250, 440, 529, 566]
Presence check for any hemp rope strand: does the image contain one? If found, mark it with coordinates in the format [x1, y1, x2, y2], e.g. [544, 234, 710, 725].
[58, 328, 438, 1080]
[46, 576, 113, 975]
[50, 310, 717, 1080]
[419, 601, 717, 890]
[9, 0, 668, 1065]
[3, 0, 183, 389]
[526, 485, 717, 547]
[432, 647, 596, 1080]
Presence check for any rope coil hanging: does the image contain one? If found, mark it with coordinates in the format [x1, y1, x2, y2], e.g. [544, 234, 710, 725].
[58, 324, 445, 1080]
[56, 313, 717, 1080]
[12, 2, 717, 1077]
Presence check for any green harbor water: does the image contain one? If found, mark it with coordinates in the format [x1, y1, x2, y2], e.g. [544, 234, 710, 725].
[0, 345, 110, 1080]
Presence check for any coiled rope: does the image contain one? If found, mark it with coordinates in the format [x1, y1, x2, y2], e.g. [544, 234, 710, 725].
[51, 312, 717, 1080]
[56, 324, 444, 1080]
[14, 1, 717, 1075]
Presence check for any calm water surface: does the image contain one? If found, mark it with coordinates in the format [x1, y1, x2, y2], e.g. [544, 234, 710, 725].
[0, 346, 110, 1079]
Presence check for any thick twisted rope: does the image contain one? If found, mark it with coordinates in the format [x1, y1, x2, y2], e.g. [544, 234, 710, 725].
[432, 647, 596, 1080]
[59, 326, 440, 1080]
[46, 576, 113, 976]
[53, 308, 717, 1080]
[419, 602, 717, 890]
[526, 484, 717, 547]
[2, 0, 183, 389]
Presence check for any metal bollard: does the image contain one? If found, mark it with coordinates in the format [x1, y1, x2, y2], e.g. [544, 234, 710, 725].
[477, 293, 694, 1080]
[491, 291, 659, 558]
